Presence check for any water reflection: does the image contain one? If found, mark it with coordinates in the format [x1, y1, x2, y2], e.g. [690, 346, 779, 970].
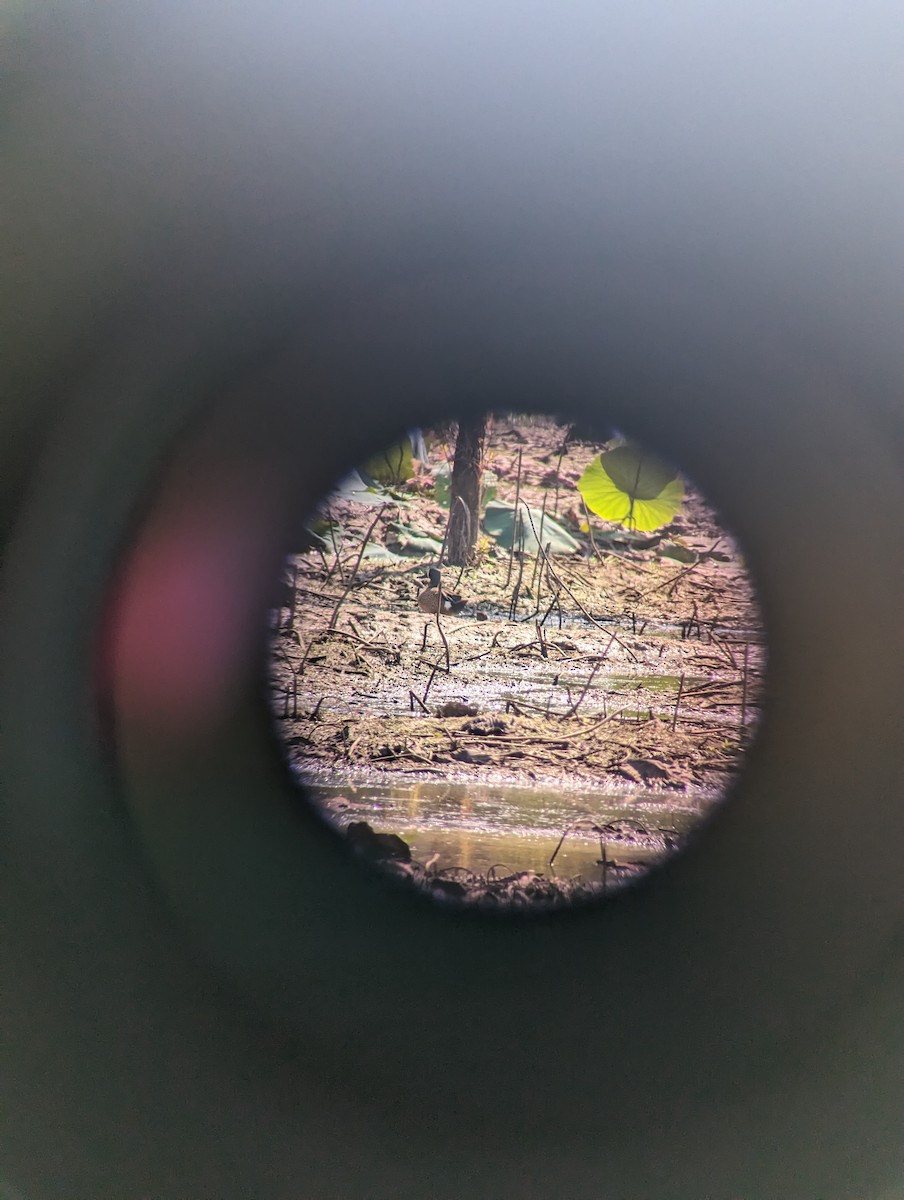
[305, 776, 710, 882]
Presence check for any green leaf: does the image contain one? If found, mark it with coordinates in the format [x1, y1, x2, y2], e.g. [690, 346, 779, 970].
[387, 522, 445, 557]
[332, 470, 389, 506]
[577, 445, 684, 531]
[482, 501, 581, 553]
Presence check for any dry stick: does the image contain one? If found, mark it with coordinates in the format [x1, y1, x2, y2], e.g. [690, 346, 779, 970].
[324, 627, 389, 651]
[552, 424, 572, 516]
[671, 672, 686, 732]
[457, 631, 508, 665]
[527, 495, 549, 610]
[580, 495, 608, 562]
[560, 634, 618, 718]
[272, 627, 315, 688]
[548, 826, 571, 869]
[740, 641, 750, 730]
[710, 631, 739, 670]
[281, 674, 297, 719]
[345, 615, 365, 640]
[326, 505, 388, 631]
[639, 537, 723, 598]
[327, 521, 346, 584]
[537, 586, 561, 630]
[421, 662, 442, 708]
[314, 543, 331, 577]
[436, 507, 451, 568]
[520, 503, 637, 662]
[535, 620, 548, 659]
[434, 599, 451, 673]
[505, 447, 524, 587]
[409, 690, 430, 714]
[508, 513, 526, 619]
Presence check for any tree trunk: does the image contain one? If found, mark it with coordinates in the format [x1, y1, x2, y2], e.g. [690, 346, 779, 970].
[445, 415, 487, 566]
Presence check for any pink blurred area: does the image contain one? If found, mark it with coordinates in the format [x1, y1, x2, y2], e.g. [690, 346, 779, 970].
[100, 475, 280, 738]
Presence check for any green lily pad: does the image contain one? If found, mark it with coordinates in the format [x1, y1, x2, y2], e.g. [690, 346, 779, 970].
[331, 470, 389, 507]
[360, 544, 406, 564]
[483, 501, 581, 553]
[577, 445, 684, 532]
[387, 522, 445, 557]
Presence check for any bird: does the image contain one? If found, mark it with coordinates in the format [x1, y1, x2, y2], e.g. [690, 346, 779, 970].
[417, 566, 468, 615]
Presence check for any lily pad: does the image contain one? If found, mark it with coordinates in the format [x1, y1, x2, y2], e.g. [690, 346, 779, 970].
[387, 522, 445, 557]
[331, 470, 390, 507]
[577, 445, 684, 532]
[360, 544, 406, 564]
[483, 501, 581, 553]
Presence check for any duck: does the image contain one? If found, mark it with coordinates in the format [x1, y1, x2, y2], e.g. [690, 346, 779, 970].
[417, 566, 468, 615]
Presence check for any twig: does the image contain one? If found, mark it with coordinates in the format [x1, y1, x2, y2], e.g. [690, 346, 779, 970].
[580, 495, 608, 561]
[552, 424, 571, 516]
[740, 641, 749, 730]
[326, 505, 388, 631]
[434, 601, 451, 673]
[560, 644, 613, 719]
[537, 586, 562, 630]
[421, 663, 442, 707]
[535, 621, 548, 659]
[508, 512, 526, 619]
[709, 631, 739, 669]
[327, 521, 346, 584]
[526, 496, 549, 611]
[505, 447, 523, 588]
[639, 538, 723, 598]
[519, 503, 638, 661]
[671, 672, 685, 732]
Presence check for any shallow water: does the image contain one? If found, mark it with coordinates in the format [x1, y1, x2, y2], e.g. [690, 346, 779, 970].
[301, 774, 716, 881]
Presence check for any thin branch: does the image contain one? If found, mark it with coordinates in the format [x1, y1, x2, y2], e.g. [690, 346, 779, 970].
[326, 505, 389, 631]
[505, 447, 523, 588]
